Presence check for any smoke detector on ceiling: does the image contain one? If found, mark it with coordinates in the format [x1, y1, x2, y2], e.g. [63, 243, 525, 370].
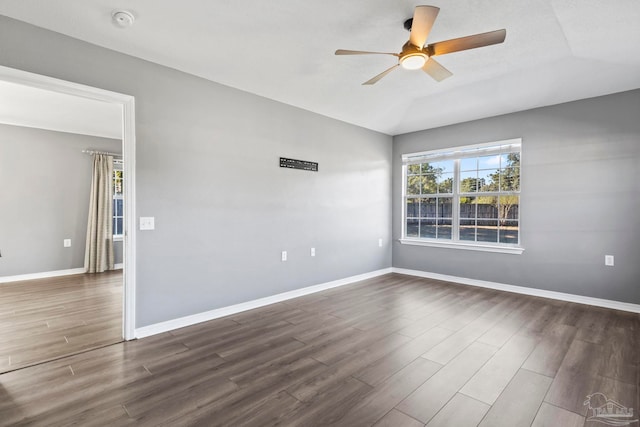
[112, 10, 135, 28]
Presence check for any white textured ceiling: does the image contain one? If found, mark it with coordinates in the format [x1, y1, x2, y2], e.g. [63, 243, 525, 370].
[0, 0, 639, 136]
[0, 80, 122, 139]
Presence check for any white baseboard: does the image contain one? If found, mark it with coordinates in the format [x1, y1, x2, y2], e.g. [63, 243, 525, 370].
[0, 267, 86, 284]
[135, 267, 393, 339]
[392, 267, 640, 314]
[0, 264, 123, 283]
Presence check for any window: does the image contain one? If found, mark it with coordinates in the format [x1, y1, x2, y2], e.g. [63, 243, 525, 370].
[113, 161, 124, 240]
[401, 139, 522, 254]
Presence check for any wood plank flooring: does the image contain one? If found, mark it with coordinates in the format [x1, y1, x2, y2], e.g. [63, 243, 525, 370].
[0, 273, 638, 426]
[0, 271, 122, 373]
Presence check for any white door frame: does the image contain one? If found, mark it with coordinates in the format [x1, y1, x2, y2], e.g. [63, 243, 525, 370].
[0, 65, 137, 340]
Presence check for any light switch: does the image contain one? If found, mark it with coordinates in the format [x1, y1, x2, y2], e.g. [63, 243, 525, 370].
[311, 247, 316, 257]
[140, 217, 155, 230]
[605, 255, 614, 266]
[281, 251, 287, 262]
[63, 239, 71, 247]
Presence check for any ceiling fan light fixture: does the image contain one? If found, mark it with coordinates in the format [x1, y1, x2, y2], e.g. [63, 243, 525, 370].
[400, 53, 427, 70]
[335, 5, 506, 85]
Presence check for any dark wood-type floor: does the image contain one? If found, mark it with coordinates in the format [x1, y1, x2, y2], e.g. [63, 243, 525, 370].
[0, 273, 638, 426]
[0, 271, 122, 373]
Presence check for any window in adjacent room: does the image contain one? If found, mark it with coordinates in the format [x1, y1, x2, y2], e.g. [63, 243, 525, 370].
[401, 139, 522, 254]
[113, 161, 124, 240]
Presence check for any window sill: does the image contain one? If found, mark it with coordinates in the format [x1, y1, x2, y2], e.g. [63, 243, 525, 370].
[113, 235, 124, 242]
[399, 238, 524, 254]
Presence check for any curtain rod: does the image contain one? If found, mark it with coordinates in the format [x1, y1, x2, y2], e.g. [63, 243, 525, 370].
[82, 149, 122, 158]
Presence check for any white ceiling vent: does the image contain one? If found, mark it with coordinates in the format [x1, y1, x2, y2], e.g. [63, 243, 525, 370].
[112, 10, 135, 28]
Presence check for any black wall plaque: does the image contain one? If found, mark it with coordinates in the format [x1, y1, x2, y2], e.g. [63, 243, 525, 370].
[279, 157, 318, 172]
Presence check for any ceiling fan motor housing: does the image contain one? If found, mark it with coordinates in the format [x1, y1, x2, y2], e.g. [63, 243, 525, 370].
[399, 42, 428, 69]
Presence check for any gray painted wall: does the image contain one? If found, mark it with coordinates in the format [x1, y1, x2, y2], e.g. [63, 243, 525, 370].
[393, 90, 640, 304]
[0, 123, 122, 276]
[0, 17, 393, 326]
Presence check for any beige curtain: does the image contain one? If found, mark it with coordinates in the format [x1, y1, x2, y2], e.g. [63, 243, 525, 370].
[84, 154, 114, 273]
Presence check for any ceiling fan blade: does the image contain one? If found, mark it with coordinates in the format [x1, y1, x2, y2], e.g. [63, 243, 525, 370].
[363, 64, 399, 85]
[422, 58, 453, 82]
[335, 49, 398, 56]
[409, 5, 440, 48]
[427, 29, 506, 56]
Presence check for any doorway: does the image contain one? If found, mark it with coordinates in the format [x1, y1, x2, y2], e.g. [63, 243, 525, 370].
[0, 66, 136, 372]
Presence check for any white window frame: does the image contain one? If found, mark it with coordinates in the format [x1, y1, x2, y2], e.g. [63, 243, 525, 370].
[113, 160, 124, 242]
[400, 138, 524, 254]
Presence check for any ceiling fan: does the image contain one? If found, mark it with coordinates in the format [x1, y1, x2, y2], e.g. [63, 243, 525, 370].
[335, 5, 506, 85]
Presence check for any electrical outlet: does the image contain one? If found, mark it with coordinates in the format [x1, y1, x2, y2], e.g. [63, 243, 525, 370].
[281, 251, 287, 262]
[311, 247, 316, 257]
[605, 255, 614, 266]
[63, 239, 71, 247]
